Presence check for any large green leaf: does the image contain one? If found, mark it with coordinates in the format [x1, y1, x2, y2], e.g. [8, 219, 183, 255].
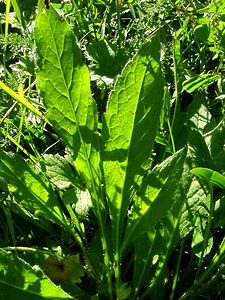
[122, 148, 187, 253]
[0, 149, 66, 227]
[101, 35, 164, 243]
[35, 1, 101, 209]
[0, 249, 75, 300]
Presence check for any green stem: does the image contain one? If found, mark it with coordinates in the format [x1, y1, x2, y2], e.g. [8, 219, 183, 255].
[116, 0, 122, 48]
[5, 0, 10, 38]
[169, 241, 184, 300]
[0, 81, 48, 123]
[1, 129, 37, 163]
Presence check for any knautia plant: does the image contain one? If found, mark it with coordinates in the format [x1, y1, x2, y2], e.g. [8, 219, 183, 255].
[0, 1, 225, 300]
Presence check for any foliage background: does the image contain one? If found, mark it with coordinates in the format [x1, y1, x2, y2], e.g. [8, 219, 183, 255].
[0, 0, 225, 299]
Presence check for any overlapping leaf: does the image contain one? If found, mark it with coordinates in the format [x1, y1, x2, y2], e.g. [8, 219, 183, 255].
[0, 149, 67, 227]
[122, 148, 187, 253]
[0, 249, 75, 299]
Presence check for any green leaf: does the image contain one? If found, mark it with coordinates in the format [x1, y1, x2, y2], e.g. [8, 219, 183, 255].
[173, 38, 184, 96]
[197, 0, 225, 14]
[0, 249, 75, 299]
[191, 218, 213, 257]
[62, 188, 92, 218]
[178, 166, 211, 240]
[101, 35, 164, 242]
[122, 148, 187, 253]
[133, 229, 157, 298]
[0, 149, 67, 227]
[188, 103, 215, 136]
[88, 40, 127, 78]
[183, 73, 219, 93]
[35, 1, 102, 209]
[43, 154, 82, 190]
[191, 167, 225, 189]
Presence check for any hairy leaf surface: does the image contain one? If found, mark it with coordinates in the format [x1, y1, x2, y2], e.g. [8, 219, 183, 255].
[101, 35, 164, 242]
[35, 1, 101, 209]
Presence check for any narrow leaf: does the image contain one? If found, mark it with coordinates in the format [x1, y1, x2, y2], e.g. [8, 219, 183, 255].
[197, 0, 225, 14]
[191, 167, 225, 189]
[183, 73, 219, 93]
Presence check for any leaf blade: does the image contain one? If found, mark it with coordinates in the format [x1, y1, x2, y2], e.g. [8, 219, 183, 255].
[35, 2, 102, 209]
[101, 35, 164, 240]
[0, 249, 75, 299]
[0, 149, 66, 227]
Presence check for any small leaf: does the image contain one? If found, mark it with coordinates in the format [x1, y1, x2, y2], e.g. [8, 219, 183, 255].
[191, 167, 225, 189]
[43, 154, 81, 190]
[62, 188, 92, 218]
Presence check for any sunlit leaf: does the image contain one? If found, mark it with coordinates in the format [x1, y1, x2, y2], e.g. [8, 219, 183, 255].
[35, 1, 102, 211]
[183, 73, 219, 93]
[0, 249, 75, 299]
[191, 167, 225, 189]
[101, 35, 164, 244]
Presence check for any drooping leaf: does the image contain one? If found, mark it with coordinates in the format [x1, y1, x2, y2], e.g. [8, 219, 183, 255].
[35, 1, 102, 210]
[191, 167, 225, 189]
[101, 35, 164, 243]
[0, 149, 67, 227]
[0, 249, 75, 299]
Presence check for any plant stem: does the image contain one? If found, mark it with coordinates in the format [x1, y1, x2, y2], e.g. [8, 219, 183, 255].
[169, 241, 184, 300]
[5, 0, 10, 39]
[0, 80, 48, 123]
[116, 0, 122, 48]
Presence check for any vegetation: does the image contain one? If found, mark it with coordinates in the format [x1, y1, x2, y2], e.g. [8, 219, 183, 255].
[0, 0, 225, 299]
